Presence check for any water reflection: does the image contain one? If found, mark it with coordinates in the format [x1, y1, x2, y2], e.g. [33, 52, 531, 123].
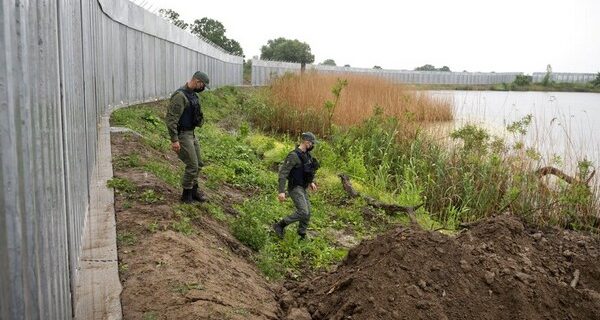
[428, 90, 600, 174]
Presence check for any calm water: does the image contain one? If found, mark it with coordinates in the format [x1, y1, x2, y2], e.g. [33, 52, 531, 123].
[430, 90, 600, 172]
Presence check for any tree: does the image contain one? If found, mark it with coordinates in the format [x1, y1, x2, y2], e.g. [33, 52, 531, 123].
[321, 59, 336, 66]
[260, 37, 315, 67]
[513, 74, 532, 86]
[243, 60, 252, 84]
[415, 64, 436, 71]
[158, 9, 189, 30]
[591, 72, 600, 87]
[542, 64, 553, 86]
[373, 65, 382, 69]
[190, 17, 243, 56]
[344, 64, 351, 67]
[415, 64, 451, 72]
[159, 10, 243, 56]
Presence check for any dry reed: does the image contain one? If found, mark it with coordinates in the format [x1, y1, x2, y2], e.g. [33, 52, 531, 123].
[269, 72, 453, 130]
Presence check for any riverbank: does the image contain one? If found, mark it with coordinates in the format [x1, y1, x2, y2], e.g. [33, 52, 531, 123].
[109, 86, 600, 319]
[409, 83, 600, 93]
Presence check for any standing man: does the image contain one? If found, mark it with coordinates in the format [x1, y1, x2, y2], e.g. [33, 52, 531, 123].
[272, 132, 320, 240]
[165, 71, 210, 203]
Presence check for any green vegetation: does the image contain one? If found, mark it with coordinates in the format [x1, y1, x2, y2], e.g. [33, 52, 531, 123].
[592, 72, 600, 87]
[260, 37, 315, 67]
[117, 232, 137, 246]
[140, 189, 164, 204]
[320, 59, 336, 66]
[107, 177, 136, 197]
[415, 64, 451, 71]
[111, 83, 598, 281]
[158, 9, 242, 56]
[171, 281, 204, 295]
[513, 74, 532, 86]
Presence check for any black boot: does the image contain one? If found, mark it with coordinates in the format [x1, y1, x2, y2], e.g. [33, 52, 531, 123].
[181, 189, 193, 203]
[191, 184, 207, 202]
[272, 220, 286, 239]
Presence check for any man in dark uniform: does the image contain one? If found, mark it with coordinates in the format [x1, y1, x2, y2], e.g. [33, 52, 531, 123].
[165, 71, 210, 203]
[272, 132, 320, 240]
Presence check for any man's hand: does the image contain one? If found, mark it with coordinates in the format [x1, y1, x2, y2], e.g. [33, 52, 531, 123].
[309, 182, 318, 191]
[171, 141, 180, 153]
[278, 192, 286, 202]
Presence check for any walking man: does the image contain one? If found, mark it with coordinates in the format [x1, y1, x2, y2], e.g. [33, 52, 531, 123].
[165, 71, 210, 203]
[273, 132, 320, 240]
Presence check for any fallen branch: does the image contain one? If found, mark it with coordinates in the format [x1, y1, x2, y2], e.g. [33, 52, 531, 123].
[536, 166, 595, 186]
[338, 173, 422, 225]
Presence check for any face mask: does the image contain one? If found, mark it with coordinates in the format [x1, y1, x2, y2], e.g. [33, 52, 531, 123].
[307, 145, 314, 152]
[194, 87, 205, 93]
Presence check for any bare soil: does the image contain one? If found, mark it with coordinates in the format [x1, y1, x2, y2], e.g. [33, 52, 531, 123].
[112, 131, 600, 320]
[283, 214, 600, 320]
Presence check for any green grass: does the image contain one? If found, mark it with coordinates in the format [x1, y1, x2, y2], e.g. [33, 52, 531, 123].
[107, 177, 137, 197]
[143, 161, 182, 187]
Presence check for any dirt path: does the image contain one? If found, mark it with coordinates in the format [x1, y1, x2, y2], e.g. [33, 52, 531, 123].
[111, 132, 279, 320]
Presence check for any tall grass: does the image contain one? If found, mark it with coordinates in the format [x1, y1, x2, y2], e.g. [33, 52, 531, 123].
[260, 72, 453, 136]
[243, 77, 599, 231]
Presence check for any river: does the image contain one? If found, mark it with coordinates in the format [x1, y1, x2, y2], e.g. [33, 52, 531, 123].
[430, 90, 600, 175]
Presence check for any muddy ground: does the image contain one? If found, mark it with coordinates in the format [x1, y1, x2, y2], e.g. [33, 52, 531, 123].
[112, 131, 600, 320]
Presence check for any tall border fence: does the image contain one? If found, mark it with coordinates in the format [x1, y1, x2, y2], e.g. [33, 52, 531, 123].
[532, 72, 597, 83]
[0, 0, 242, 318]
[251, 59, 521, 86]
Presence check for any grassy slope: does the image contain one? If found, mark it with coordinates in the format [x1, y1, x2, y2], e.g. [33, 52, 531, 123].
[110, 87, 433, 280]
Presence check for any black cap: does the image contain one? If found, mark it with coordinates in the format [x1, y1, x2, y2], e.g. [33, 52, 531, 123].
[301, 132, 318, 144]
[193, 71, 210, 88]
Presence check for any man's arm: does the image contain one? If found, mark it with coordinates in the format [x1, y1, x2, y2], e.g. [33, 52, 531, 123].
[165, 93, 186, 142]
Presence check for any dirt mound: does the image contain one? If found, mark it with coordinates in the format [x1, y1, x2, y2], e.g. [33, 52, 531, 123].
[112, 132, 279, 319]
[284, 214, 600, 320]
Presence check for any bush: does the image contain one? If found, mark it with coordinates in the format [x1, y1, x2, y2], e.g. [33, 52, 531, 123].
[591, 72, 600, 87]
[513, 75, 532, 86]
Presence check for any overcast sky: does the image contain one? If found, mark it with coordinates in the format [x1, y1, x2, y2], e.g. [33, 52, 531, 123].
[142, 0, 599, 74]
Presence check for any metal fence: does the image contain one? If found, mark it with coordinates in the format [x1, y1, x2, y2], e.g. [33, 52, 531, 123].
[251, 59, 522, 86]
[0, 0, 242, 318]
[532, 72, 597, 83]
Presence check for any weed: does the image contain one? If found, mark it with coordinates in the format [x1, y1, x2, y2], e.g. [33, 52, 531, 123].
[172, 216, 194, 236]
[113, 154, 141, 169]
[172, 204, 200, 235]
[122, 201, 133, 209]
[323, 78, 348, 136]
[107, 177, 136, 196]
[172, 282, 204, 295]
[117, 232, 137, 246]
[204, 203, 228, 221]
[143, 161, 182, 187]
[141, 189, 164, 204]
[147, 221, 159, 233]
[142, 312, 158, 320]
[118, 262, 129, 273]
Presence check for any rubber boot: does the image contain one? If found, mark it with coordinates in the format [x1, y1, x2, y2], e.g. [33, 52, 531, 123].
[272, 220, 286, 239]
[191, 184, 207, 202]
[181, 189, 193, 203]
